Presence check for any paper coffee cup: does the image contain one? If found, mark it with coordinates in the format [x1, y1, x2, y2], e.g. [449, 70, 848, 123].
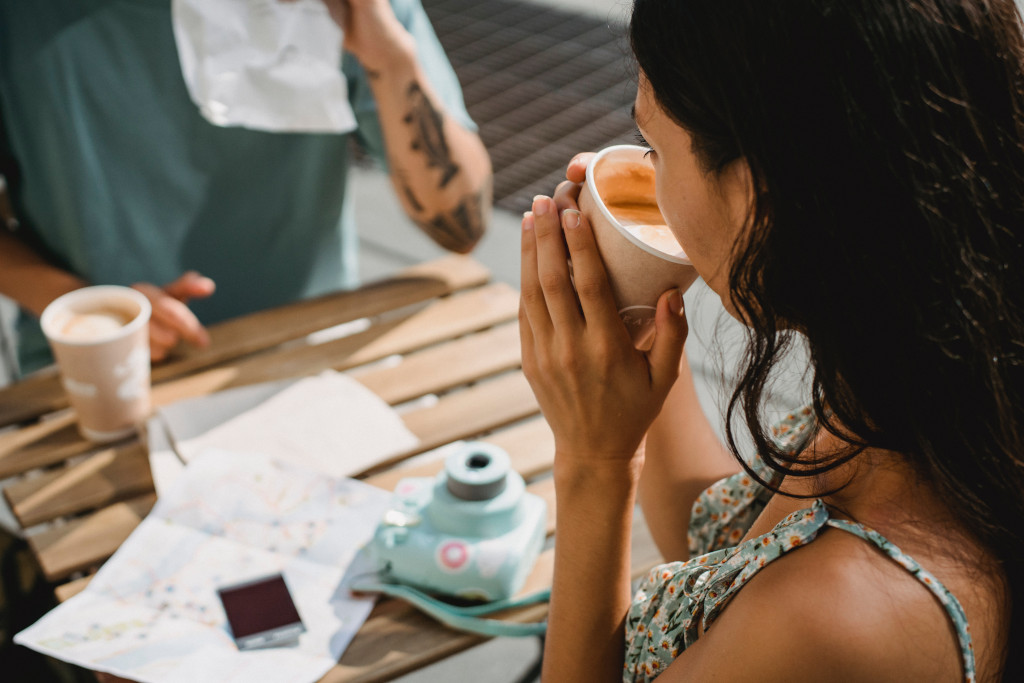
[577, 145, 699, 347]
[41, 286, 152, 443]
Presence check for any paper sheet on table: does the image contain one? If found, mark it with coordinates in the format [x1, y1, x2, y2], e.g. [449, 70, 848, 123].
[147, 371, 420, 495]
[15, 449, 392, 683]
[172, 0, 357, 133]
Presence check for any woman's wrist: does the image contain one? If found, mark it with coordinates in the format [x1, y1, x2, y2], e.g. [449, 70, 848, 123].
[553, 454, 643, 496]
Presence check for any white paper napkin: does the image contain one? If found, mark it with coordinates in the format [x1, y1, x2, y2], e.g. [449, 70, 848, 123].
[149, 371, 420, 493]
[172, 0, 357, 133]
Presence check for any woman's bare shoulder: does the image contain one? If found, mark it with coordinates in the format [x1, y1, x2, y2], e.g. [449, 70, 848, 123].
[661, 527, 966, 682]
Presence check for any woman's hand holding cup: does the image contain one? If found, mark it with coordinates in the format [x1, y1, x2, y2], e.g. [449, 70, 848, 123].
[550, 153, 595, 214]
[519, 193, 689, 469]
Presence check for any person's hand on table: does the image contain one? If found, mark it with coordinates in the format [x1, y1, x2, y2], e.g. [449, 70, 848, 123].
[519, 193, 688, 468]
[131, 271, 215, 363]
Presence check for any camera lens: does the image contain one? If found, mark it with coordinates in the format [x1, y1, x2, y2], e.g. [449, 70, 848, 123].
[445, 443, 510, 501]
[466, 454, 490, 469]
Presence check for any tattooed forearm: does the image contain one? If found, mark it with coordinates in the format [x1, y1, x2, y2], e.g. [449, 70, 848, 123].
[395, 170, 425, 213]
[392, 80, 491, 251]
[416, 178, 491, 253]
[403, 82, 460, 188]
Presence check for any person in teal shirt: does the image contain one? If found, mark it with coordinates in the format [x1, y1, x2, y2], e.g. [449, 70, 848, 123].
[0, 0, 492, 375]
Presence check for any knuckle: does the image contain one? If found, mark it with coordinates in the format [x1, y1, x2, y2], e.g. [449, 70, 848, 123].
[556, 346, 582, 374]
[535, 347, 559, 373]
[585, 338, 621, 376]
[574, 276, 606, 302]
[520, 288, 546, 308]
[593, 339, 619, 368]
[538, 271, 567, 293]
[564, 228, 590, 249]
[532, 215, 561, 239]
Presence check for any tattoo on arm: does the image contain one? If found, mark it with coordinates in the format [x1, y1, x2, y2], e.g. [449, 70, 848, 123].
[403, 82, 460, 188]
[396, 170, 425, 213]
[416, 177, 491, 253]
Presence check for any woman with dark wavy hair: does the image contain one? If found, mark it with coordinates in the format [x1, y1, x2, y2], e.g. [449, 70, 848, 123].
[519, 0, 1024, 680]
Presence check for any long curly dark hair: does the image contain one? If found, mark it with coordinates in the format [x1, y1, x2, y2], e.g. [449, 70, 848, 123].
[631, 0, 1024, 677]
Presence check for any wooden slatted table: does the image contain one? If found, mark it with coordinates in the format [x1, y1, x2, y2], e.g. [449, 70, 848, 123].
[0, 255, 664, 682]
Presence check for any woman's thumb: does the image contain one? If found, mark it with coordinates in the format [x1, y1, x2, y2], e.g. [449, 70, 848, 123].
[647, 287, 688, 391]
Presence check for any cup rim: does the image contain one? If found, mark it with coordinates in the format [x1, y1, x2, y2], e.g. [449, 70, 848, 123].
[584, 144, 691, 265]
[40, 285, 152, 347]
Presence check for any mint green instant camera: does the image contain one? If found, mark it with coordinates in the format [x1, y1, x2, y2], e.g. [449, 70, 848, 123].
[366, 442, 547, 602]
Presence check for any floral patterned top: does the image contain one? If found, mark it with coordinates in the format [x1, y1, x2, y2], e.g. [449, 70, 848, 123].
[624, 407, 975, 682]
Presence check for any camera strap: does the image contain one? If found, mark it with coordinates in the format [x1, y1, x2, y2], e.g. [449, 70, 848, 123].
[351, 578, 549, 637]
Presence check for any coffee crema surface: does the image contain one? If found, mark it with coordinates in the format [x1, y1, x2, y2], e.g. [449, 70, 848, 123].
[57, 309, 134, 342]
[594, 158, 686, 259]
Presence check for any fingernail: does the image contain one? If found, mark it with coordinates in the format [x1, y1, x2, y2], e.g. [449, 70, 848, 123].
[522, 212, 535, 231]
[532, 195, 550, 216]
[671, 288, 685, 315]
[562, 209, 581, 229]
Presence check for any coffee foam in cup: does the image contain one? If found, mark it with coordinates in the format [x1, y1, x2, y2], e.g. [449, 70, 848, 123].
[592, 155, 687, 260]
[56, 309, 135, 343]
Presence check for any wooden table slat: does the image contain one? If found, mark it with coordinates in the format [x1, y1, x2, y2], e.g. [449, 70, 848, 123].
[316, 283, 519, 373]
[485, 417, 557, 483]
[355, 322, 520, 405]
[0, 412, 85, 480]
[150, 282, 520, 410]
[153, 255, 491, 376]
[5, 441, 151, 528]
[0, 255, 491, 429]
[29, 493, 157, 581]
[54, 574, 93, 603]
[399, 371, 539, 460]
